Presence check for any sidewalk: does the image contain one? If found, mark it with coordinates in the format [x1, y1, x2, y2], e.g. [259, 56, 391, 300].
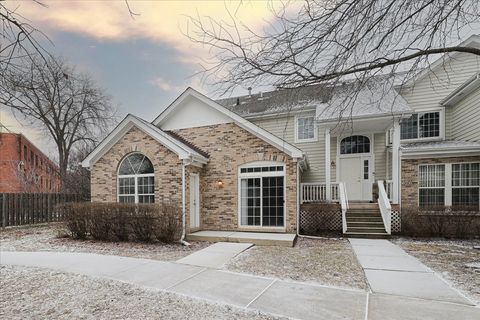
[349, 239, 475, 305]
[1, 250, 479, 320]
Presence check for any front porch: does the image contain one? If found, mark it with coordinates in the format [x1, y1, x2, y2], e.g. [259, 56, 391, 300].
[300, 115, 403, 237]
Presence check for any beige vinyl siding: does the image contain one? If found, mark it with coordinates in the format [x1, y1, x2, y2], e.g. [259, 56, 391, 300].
[252, 115, 335, 183]
[401, 52, 480, 112]
[374, 133, 387, 181]
[448, 88, 480, 142]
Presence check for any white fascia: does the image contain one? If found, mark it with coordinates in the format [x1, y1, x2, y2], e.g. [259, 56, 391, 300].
[153, 87, 305, 160]
[81, 114, 207, 168]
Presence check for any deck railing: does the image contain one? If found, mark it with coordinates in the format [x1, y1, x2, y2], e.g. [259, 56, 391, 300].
[377, 180, 392, 234]
[300, 182, 339, 203]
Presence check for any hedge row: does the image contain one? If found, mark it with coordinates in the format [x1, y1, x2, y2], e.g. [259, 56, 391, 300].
[401, 206, 480, 239]
[59, 202, 182, 243]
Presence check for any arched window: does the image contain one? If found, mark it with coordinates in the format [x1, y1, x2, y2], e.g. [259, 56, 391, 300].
[117, 153, 154, 203]
[340, 135, 370, 154]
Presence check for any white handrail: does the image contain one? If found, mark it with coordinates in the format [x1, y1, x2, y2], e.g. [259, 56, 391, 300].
[377, 180, 392, 234]
[338, 182, 348, 233]
[385, 180, 394, 199]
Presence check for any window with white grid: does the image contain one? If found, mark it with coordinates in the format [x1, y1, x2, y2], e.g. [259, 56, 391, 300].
[452, 163, 480, 208]
[418, 164, 445, 207]
[239, 163, 285, 227]
[401, 111, 440, 140]
[295, 115, 317, 142]
[118, 153, 155, 204]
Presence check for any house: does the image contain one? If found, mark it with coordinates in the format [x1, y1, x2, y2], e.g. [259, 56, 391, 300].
[81, 35, 480, 239]
[0, 132, 60, 193]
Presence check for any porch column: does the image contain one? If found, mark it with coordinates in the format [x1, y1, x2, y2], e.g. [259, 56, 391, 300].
[392, 120, 400, 204]
[325, 127, 331, 201]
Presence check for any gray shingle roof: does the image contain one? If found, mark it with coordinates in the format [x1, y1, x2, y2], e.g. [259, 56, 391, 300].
[217, 84, 330, 118]
[216, 78, 411, 120]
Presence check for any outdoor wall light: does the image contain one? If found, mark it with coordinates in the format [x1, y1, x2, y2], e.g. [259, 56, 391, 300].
[217, 180, 224, 188]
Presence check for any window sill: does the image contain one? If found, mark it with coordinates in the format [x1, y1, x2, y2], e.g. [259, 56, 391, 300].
[237, 226, 286, 233]
[295, 138, 318, 143]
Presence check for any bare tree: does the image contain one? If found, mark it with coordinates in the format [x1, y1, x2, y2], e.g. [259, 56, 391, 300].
[187, 0, 480, 94]
[0, 56, 116, 191]
[1, 1, 50, 76]
[63, 145, 92, 199]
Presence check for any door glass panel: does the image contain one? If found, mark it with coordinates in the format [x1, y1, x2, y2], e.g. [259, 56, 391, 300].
[240, 178, 261, 226]
[262, 176, 284, 227]
[363, 160, 369, 180]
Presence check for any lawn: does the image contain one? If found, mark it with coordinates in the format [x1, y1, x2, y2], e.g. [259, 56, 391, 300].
[0, 224, 210, 261]
[394, 237, 480, 304]
[0, 265, 284, 320]
[224, 236, 368, 290]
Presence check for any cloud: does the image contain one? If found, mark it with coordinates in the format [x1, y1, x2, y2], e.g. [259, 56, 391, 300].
[149, 77, 184, 92]
[9, 1, 280, 65]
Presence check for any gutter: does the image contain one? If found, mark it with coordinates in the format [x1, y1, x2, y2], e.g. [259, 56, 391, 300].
[316, 111, 413, 125]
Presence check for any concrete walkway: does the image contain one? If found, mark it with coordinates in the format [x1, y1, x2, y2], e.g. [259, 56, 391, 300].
[349, 239, 475, 306]
[1, 251, 479, 320]
[176, 242, 253, 268]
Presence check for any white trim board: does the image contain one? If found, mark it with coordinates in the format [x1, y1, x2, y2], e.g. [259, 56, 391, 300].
[153, 87, 305, 159]
[81, 114, 209, 168]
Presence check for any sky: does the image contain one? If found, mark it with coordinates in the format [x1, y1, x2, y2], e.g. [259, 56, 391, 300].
[0, 0, 281, 157]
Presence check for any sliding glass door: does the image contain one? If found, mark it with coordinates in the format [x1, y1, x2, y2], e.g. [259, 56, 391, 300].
[239, 164, 285, 227]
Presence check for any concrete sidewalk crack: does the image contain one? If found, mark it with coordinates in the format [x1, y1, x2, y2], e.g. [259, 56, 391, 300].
[244, 279, 277, 309]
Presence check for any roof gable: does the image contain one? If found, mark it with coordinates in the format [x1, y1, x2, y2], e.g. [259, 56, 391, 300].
[81, 114, 209, 168]
[402, 35, 480, 88]
[156, 92, 233, 130]
[153, 88, 304, 159]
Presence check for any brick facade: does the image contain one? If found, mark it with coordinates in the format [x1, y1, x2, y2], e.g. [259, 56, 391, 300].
[401, 155, 480, 207]
[91, 123, 298, 233]
[0, 133, 60, 193]
[91, 127, 183, 203]
[177, 123, 298, 233]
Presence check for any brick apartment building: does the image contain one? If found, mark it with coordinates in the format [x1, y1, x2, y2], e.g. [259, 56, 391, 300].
[0, 132, 60, 193]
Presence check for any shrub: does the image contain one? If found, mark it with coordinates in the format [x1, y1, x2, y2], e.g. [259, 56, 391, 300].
[154, 202, 182, 243]
[89, 205, 113, 241]
[62, 202, 182, 243]
[401, 206, 480, 239]
[61, 203, 89, 239]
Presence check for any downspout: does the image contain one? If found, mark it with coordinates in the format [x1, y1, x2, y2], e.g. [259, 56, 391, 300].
[180, 158, 191, 246]
[296, 160, 300, 236]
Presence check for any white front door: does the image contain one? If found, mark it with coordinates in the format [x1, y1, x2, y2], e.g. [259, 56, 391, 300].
[339, 156, 373, 201]
[189, 173, 200, 228]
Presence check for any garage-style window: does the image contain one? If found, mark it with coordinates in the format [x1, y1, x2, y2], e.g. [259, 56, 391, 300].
[118, 153, 154, 203]
[239, 163, 285, 227]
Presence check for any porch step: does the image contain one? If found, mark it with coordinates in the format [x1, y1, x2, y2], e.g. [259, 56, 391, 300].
[345, 203, 389, 239]
[348, 203, 379, 209]
[346, 221, 384, 228]
[347, 226, 387, 233]
[344, 232, 390, 239]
